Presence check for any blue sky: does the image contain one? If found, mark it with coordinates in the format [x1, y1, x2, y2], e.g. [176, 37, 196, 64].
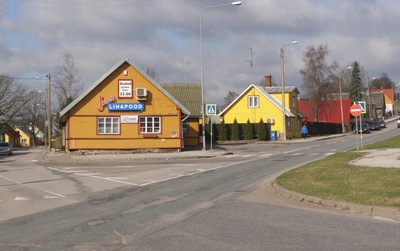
[1, 0, 400, 105]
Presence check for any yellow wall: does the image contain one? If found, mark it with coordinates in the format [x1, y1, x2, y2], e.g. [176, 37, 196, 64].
[62, 62, 185, 150]
[14, 128, 32, 147]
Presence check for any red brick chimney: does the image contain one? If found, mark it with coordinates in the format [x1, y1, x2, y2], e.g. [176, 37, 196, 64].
[264, 74, 272, 87]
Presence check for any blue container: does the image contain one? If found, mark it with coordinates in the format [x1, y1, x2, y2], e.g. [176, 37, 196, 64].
[271, 130, 277, 141]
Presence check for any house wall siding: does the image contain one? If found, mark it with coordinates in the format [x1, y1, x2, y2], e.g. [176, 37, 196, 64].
[63, 62, 184, 151]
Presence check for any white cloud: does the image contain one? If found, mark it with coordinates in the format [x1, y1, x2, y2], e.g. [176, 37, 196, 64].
[2, 0, 400, 105]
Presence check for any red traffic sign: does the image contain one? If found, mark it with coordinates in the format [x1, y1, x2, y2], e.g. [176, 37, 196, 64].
[350, 104, 362, 116]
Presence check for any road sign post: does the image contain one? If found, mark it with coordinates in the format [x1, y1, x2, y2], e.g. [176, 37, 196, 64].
[350, 104, 363, 152]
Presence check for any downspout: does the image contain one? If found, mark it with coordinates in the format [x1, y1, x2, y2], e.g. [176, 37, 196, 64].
[181, 114, 190, 149]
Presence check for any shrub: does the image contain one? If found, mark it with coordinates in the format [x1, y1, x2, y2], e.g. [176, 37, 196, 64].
[219, 119, 228, 141]
[245, 119, 253, 140]
[257, 118, 267, 140]
[231, 118, 240, 140]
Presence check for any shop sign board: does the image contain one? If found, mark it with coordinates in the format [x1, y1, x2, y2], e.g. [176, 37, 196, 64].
[108, 103, 144, 111]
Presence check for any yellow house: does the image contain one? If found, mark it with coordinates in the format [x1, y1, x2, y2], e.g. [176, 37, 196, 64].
[219, 75, 303, 139]
[14, 126, 33, 147]
[59, 58, 190, 152]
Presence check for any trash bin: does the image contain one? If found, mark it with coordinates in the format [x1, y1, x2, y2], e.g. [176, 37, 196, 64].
[271, 130, 277, 141]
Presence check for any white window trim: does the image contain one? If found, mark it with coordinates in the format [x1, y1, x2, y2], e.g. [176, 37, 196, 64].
[248, 95, 259, 108]
[139, 117, 161, 134]
[98, 117, 120, 134]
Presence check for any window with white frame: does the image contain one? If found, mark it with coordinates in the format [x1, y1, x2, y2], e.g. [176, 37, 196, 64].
[98, 117, 120, 134]
[139, 117, 161, 133]
[248, 95, 259, 108]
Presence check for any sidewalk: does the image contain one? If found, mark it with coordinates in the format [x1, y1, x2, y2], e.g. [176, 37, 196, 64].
[41, 133, 347, 163]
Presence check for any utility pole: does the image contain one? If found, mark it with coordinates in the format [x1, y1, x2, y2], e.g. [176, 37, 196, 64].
[245, 47, 253, 84]
[47, 73, 51, 152]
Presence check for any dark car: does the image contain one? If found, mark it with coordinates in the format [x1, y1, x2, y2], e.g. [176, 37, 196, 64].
[0, 142, 12, 155]
[355, 123, 370, 134]
[369, 121, 381, 131]
[377, 119, 386, 128]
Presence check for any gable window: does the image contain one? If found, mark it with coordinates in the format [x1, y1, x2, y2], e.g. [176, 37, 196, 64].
[139, 117, 161, 133]
[248, 95, 259, 108]
[98, 117, 120, 134]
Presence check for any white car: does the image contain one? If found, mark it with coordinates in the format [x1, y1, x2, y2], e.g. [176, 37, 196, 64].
[0, 142, 12, 155]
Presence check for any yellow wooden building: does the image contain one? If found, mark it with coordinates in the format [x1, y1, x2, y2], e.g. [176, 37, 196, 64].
[59, 58, 190, 152]
[218, 79, 303, 139]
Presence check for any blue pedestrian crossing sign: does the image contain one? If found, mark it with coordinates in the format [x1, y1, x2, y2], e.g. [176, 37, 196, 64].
[206, 104, 217, 116]
[356, 101, 366, 114]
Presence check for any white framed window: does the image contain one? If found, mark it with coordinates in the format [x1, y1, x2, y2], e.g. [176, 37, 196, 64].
[248, 95, 259, 108]
[98, 117, 120, 134]
[139, 117, 161, 133]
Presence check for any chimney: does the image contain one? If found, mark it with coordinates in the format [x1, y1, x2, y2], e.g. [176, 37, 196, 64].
[264, 74, 272, 87]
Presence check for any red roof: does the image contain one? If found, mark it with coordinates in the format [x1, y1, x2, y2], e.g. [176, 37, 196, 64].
[371, 88, 394, 102]
[298, 99, 352, 124]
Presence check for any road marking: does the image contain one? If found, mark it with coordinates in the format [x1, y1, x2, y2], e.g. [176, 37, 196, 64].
[14, 196, 30, 201]
[0, 174, 66, 198]
[260, 153, 272, 157]
[242, 154, 257, 158]
[324, 153, 335, 156]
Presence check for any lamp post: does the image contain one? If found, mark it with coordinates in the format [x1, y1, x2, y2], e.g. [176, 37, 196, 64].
[280, 41, 297, 140]
[339, 66, 352, 133]
[36, 74, 51, 151]
[200, 1, 241, 150]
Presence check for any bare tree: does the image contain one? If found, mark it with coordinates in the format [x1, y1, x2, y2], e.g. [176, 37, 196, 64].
[299, 44, 338, 122]
[220, 91, 239, 110]
[371, 73, 394, 89]
[0, 75, 29, 128]
[145, 67, 161, 83]
[16, 90, 46, 146]
[53, 51, 83, 110]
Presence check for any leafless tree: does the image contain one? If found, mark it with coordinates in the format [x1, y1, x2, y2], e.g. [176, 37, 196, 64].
[371, 73, 394, 89]
[16, 90, 46, 146]
[222, 91, 239, 109]
[299, 44, 338, 122]
[52, 51, 83, 110]
[0, 75, 29, 128]
[145, 67, 161, 83]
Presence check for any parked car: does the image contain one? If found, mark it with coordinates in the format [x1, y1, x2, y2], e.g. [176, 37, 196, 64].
[377, 118, 386, 128]
[398, 116, 400, 128]
[0, 142, 12, 155]
[369, 121, 381, 131]
[355, 123, 370, 134]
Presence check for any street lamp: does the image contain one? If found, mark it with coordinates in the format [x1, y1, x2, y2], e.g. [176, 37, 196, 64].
[339, 66, 352, 133]
[37, 74, 51, 151]
[200, 1, 242, 150]
[280, 41, 297, 140]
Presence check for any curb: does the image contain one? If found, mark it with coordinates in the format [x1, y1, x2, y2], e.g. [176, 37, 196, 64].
[271, 182, 400, 222]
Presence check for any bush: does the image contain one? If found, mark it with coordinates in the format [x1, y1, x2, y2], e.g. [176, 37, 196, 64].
[219, 119, 228, 141]
[257, 118, 267, 140]
[245, 119, 253, 140]
[231, 118, 240, 140]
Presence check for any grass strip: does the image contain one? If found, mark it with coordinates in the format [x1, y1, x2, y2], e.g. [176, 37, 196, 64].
[276, 136, 400, 208]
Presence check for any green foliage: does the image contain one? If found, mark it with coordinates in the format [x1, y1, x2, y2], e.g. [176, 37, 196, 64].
[231, 118, 240, 140]
[245, 119, 253, 140]
[219, 119, 228, 141]
[257, 118, 267, 140]
[349, 61, 363, 103]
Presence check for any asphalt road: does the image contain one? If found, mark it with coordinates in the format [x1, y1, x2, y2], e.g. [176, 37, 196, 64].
[0, 122, 399, 250]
